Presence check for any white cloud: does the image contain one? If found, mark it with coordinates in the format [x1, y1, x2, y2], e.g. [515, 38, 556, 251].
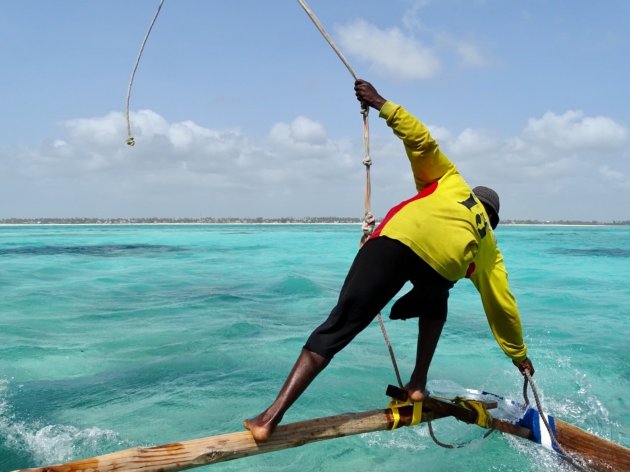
[438, 111, 629, 219]
[0, 110, 363, 218]
[401, 0, 430, 32]
[447, 111, 628, 180]
[452, 40, 488, 67]
[63, 111, 143, 146]
[334, 8, 492, 81]
[524, 110, 627, 150]
[598, 165, 630, 189]
[434, 32, 490, 68]
[1, 108, 628, 220]
[167, 120, 223, 151]
[269, 116, 327, 145]
[448, 128, 498, 156]
[599, 165, 623, 180]
[336, 19, 441, 80]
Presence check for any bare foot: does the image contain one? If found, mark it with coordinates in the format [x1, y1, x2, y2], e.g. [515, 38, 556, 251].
[243, 412, 278, 442]
[405, 384, 425, 402]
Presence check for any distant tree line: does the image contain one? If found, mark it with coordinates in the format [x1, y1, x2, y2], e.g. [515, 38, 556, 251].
[502, 219, 630, 226]
[0, 216, 364, 225]
[1, 217, 629, 225]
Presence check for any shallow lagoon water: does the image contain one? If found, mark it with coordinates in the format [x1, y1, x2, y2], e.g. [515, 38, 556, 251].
[1, 224, 628, 471]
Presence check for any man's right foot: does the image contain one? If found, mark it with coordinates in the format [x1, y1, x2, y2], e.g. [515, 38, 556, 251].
[405, 383, 425, 402]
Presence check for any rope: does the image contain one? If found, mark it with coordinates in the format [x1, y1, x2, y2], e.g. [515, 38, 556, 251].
[428, 397, 495, 448]
[428, 420, 495, 449]
[376, 312, 404, 388]
[360, 103, 398, 388]
[522, 372, 591, 471]
[361, 107, 376, 241]
[296, 0, 400, 389]
[125, 0, 166, 146]
[295, 0, 374, 237]
[296, 0, 358, 80]
[296, 0, 374, 236]
[361, 109, 399, 388]
[296, 7, 584, 464]
[297, 7, 592, 465]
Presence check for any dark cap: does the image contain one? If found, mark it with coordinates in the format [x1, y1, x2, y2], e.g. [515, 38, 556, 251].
[473, 186, 500, 229]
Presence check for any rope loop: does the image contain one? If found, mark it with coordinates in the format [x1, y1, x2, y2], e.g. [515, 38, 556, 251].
[428, 420, 495, 449]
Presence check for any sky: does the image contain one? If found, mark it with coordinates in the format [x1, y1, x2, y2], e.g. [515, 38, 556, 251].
[1, 0, 628, 221]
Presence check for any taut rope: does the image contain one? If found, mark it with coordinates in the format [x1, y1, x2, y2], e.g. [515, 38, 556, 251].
[295, 9, 581, 464]
[296, 0, 400, 388]
[297, 0, 357, 81]
[125, 0, 166, 146]
[523, 372, 590, 471]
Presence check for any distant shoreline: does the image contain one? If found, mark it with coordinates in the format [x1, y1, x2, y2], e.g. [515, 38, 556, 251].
[1, 218, 629, 226]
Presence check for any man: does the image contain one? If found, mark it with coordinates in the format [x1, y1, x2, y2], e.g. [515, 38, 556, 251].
[244, 79, 534, 442]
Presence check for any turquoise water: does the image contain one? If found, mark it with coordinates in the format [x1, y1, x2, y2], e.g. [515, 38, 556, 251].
[1, 224, 628, 471]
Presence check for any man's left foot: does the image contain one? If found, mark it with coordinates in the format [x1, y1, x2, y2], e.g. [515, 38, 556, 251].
[243, 411, 279, 443]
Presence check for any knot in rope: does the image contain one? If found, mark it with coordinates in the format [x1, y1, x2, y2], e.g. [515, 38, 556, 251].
[362, 212, 376, 237]
[455, 398, 494, 429]
[298, 0, 405, 400]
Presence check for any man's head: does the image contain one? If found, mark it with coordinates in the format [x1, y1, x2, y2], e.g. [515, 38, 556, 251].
[473, 186, 500, 229]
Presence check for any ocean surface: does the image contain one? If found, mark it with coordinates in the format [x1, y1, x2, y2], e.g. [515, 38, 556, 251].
[1, 224, 628, 471]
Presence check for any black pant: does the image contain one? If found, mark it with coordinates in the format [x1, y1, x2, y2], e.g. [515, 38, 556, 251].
[304, 236, 454, 359]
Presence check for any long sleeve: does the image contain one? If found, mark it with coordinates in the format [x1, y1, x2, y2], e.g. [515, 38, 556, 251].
[470, 244, 527, 361]
[379, 101, 455, 191]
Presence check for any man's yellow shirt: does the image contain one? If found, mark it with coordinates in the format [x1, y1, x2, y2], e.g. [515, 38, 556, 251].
[372, 101, 527, 362]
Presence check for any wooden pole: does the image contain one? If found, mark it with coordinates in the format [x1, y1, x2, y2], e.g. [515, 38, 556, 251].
[13, 397, 629, 472]
[12, 406, 432, 472]
[555, 418, 630, 471]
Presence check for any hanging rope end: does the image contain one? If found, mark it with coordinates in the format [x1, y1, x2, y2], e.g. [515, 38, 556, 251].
[126, 137, 136, 147]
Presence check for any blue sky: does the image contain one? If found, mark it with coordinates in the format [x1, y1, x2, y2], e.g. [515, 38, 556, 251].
[1, 0, 628, 221]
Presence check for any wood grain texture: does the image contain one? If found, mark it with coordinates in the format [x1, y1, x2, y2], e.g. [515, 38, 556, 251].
[13, 397, 629, 472]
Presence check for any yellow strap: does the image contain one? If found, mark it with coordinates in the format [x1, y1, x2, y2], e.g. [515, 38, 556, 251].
[456, 399, 493, 429]
[411, 400, 422, 426]
[387, 399, 423, 430]
[390, 400, 401, 430]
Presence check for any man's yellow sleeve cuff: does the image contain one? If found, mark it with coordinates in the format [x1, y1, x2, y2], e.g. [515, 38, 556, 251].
[379, 100, 399, 119]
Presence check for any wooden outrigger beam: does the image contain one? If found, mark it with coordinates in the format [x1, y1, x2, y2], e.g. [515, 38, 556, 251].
[14, 396, 629, 472]
[553, 418, 630, 471]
